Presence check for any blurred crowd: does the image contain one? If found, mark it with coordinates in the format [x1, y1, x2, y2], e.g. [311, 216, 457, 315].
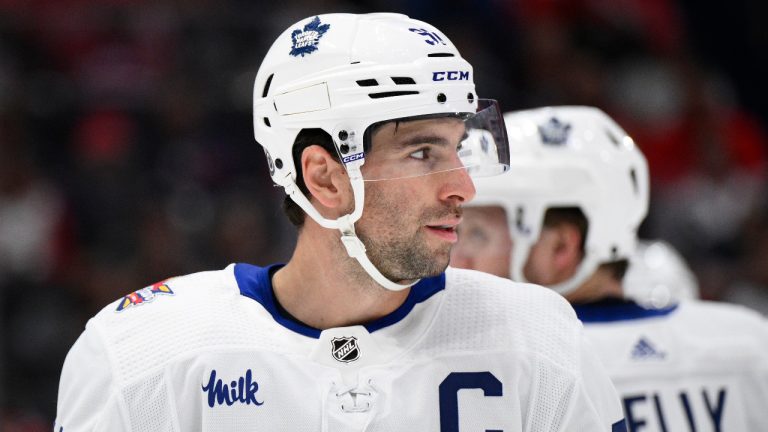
[1, 0, 766, 429]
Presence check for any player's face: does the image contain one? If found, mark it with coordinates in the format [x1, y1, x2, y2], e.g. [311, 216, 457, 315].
[449, 206, 563, 286]
[451, 206, 512, 278]
[451, 210, 565, 286]
[354, 117, 475, 281]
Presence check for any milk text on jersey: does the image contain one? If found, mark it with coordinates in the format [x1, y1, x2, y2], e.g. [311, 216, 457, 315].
[202, 369, 264, 408]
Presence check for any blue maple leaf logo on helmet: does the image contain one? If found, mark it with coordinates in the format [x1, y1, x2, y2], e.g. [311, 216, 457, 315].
[538, 117, 572, 145]
[290, 16, 331, 57]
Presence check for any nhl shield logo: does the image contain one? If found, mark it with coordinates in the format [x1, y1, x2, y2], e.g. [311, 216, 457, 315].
[331, 336, 360, 363]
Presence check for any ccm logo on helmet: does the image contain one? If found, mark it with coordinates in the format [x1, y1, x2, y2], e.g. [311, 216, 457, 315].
[342, 153, 365, 163]
[432, 71, 470, 81]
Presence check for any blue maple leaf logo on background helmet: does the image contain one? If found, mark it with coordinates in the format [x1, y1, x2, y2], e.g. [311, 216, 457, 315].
[290, 16, 331, 57]
[538, 117, 572, 145]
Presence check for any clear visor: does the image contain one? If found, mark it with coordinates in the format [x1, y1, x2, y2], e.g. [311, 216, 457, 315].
[347, 99, 510, 182]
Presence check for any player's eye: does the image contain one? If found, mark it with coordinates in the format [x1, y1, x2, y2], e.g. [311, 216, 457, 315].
[410, 148, 428, 160]
[469, 227, 489, 244]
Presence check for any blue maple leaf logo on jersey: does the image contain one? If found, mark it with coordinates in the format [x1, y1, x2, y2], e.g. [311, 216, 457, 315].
[290, 16, 331, 57]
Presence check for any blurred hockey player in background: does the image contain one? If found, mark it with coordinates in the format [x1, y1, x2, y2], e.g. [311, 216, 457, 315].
[452, 106, 768, 431]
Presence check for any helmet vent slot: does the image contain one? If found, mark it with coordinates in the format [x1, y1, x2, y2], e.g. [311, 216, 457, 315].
[392, 77, 416, 85]
[262, 74, 274, 97]
[368, 91, 419, 99]
[356, 79, 379, 87]
[629, 168, 638, 194]
[515, 207, 525, 230]
[604, 128, 620, 146]
[428, 53, 454, 57]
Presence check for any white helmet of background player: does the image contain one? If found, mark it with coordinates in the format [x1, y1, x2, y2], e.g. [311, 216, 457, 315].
[253, 13, 510, 290]
[624, 240, 700, 308]
[471, 106, 649, 295]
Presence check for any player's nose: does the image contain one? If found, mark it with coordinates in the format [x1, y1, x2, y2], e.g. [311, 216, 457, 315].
[439, 167, 476, 204]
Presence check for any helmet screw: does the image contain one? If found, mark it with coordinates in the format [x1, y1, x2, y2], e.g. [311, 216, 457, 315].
[275, 158, 283, 169]
[467, 93, 474, 103]
[340, 144, 350, 154]
[437, 93, 447, 103]
[338, 130, 349, 141]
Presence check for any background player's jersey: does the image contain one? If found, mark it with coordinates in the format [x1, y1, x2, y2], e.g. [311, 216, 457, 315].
[575, 299, 768, 432]
[56, 265, 625, 431]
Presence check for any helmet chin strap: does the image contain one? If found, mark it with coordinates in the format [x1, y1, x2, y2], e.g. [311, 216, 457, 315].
[543, 258, 600, 296]
[510, 241, 599, 297]
[283, 169, 418, 292]
[336, 216, 417, 292]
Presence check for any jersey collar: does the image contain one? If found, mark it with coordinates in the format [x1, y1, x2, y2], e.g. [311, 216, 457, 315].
[573, 298, 678, 323]
[234, 263, 445, 338]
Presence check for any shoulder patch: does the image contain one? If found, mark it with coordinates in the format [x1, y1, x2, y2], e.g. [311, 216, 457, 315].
[115, 280, 175, 312]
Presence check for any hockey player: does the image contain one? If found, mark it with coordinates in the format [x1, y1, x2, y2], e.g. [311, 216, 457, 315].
[451, 106, 768, 431]
[55, 15, 626, 431]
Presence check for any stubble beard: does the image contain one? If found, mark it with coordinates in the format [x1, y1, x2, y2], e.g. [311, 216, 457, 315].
[356, 189, 460, 282]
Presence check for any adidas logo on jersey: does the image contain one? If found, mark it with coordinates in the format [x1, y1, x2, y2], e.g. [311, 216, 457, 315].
[630, 337, 666, 360]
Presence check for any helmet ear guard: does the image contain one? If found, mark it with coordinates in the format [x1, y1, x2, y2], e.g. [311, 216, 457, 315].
[253, 13, 510, 290]
[470, 106, 650, 295]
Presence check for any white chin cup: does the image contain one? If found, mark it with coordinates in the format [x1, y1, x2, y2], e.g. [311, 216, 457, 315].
[510, 239, 601, 297]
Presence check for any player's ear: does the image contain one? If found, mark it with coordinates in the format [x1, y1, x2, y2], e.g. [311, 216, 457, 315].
[551, 223, 583, 275]
[301, 145, 351, 212]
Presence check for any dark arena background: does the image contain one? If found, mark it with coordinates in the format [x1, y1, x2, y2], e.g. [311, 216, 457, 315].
[1, 0, 767, 428]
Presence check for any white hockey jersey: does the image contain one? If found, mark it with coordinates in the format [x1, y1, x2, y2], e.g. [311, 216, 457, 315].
[574, 299, 768, 432]
[56, 264, 626, 431]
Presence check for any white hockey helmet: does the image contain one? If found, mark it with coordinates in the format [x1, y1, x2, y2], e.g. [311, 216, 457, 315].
[253, 13, 509, 290]
[470, 106, 649, 295]
[624, 240, 699, 308]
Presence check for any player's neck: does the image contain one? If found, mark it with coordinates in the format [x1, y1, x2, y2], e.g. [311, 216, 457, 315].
[271, 224, 411, 330]
[565, 268, 624, 304]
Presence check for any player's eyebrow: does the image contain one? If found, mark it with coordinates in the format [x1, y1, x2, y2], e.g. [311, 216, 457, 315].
[397, 134, 452, 149]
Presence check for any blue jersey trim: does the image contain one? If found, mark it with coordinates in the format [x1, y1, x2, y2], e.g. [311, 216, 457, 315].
[364, 272, 445, 333]
[573, 299, 678, 323]
[235, 263, 319, 337]
[234, 263, 446, 339]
